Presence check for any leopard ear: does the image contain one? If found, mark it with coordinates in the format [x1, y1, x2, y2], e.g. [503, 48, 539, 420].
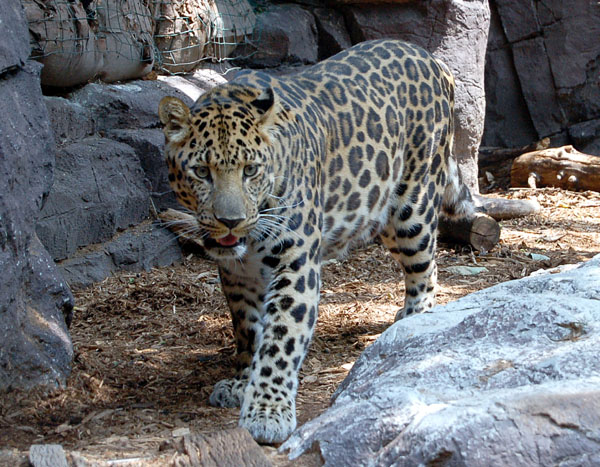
[159, 96, 191, 145]
[250, 87, 276, 125]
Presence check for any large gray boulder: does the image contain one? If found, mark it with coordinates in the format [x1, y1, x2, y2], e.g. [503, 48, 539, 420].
[0, 0, 73, 390]
[342, 0, 490, 192]
[282, 255, 600, 465]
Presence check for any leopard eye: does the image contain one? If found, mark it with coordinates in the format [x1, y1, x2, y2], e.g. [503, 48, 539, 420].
[193, 165, 210, 179]
[243, 164, 259, 178]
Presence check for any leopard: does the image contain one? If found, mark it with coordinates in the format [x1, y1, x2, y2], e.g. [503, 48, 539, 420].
[158, 39, 474, 444]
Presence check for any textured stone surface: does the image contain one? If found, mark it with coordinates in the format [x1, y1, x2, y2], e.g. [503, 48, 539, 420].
[45, 76, 199, 147]
[343, 0, 490, 192]
[282, 256, 600, 465]
[58, 222, 181, 288]
[313, 8, 352, 60]
[69, 80, 193, 132]
[0, 0, 73, 391]
[44, 96, 95, 146]
[0, 0, 31, 72]
[29, 444, 69, 467]
[234, 4, 318, 67]
[483, 0, 600, 153]
[569, 119, 600, 155]
[107, 129, 179, 211]
[36, 138, 150, 261]
[512, 36, 563, 138]
[481, 3, 537, 148]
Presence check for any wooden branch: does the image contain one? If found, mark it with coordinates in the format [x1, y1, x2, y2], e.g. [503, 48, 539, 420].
[473, 194, 541, 221]
[511, 145, 600, 191]
[173, 429, 270, 466]
[438, 212, 500, 252]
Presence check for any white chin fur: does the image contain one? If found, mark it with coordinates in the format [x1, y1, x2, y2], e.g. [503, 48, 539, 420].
[208, 243, 247, 261]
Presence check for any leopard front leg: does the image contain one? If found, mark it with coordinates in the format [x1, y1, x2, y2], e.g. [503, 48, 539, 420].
[240, 252, 320, 444]
[209, 266, 265, 408]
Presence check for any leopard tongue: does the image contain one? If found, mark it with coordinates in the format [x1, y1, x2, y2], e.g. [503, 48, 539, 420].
[216, 234, 239, 247]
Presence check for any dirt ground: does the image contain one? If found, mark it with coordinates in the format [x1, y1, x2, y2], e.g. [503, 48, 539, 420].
[1, 187, 599, 465]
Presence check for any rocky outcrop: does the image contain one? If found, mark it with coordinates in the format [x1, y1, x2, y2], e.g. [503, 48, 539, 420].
[483, 0, 600, 154]
[282, 255, 600, 465]
[36, 75, 230, 287]
[37, 138, 151, 261]
[0, 0, 73, 390]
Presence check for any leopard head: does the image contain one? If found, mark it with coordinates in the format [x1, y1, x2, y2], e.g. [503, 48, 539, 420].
[159, 85, 280, 260]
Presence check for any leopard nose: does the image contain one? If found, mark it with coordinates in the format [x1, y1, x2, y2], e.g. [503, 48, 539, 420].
[216, 216, 245, 229]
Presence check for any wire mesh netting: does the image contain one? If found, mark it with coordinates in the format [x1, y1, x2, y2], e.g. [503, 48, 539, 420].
[150, 0, 258, 72]
[23, 0, 263, 86]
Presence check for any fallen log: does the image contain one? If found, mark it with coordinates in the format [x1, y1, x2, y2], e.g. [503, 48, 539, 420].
[479, 138, 550, 189]
[473, 194, 541, 221]
[511, 145, 600, 191]
[438, 212, 500, 252]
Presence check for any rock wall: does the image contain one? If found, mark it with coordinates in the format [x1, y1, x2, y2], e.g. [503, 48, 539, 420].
[0, 0, 73, 391]
[483, 0, 600, 154]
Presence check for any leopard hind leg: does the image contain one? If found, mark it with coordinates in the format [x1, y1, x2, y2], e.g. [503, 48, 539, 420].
[379, 174, 442, 321]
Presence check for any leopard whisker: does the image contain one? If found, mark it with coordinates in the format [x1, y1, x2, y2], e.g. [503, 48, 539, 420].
[250, 222, 281, 242]
[257, 218, 303, 242]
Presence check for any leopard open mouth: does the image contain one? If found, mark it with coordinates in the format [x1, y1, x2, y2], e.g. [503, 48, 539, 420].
[204, 235, 246, 249]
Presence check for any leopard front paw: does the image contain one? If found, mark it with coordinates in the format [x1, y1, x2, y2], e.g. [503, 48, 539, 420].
[209, 378, 246, 408]
[395, 297, 435, 321]
[239, 398, 296, 444]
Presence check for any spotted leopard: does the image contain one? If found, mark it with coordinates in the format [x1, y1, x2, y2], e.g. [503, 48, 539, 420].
[158, 39, 473, 443]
